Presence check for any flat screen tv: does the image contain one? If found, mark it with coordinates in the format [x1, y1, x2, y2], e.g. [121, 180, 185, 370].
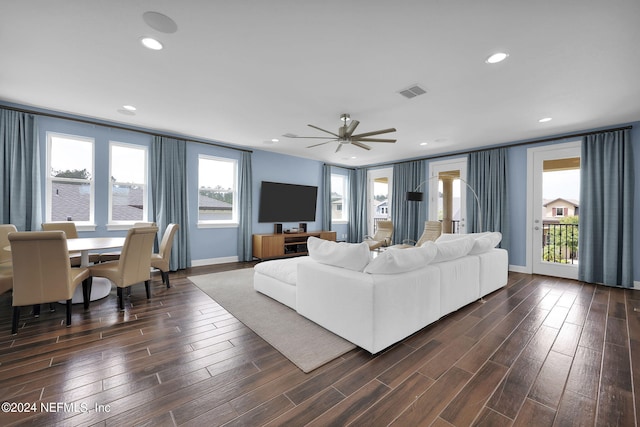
[258, 181, 318, 223]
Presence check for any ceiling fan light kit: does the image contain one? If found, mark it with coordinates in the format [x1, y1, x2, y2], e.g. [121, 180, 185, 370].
[286, 113, 397, 153]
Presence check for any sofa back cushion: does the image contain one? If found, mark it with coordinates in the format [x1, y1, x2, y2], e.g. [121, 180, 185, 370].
[436, 232, 502, 255]
[307, 236, 371, 271]
[363, 243, 438, 274]
[431, 236, 475, 263]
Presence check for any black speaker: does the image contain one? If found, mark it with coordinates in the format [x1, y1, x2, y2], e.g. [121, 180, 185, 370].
[299, 223, 307, 232]
[274, 223, 283, 234]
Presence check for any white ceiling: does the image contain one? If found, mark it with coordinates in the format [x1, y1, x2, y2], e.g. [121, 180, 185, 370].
[2, 1, 639, 166]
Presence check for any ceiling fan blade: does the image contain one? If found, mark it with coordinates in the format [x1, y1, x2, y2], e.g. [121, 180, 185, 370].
[351, 141, 371, 150]
[351, 127, 397, 138]
[307, 140, 334, 148]
[345, 119, 360, 136]
[354, 137, 396, 143]
[335, 143, 343, 153]
[308, 124, 340, 138]
[289, 136, 341, 139]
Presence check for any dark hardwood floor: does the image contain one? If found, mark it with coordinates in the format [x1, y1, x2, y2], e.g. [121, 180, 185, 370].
[0, 263, 638, 426]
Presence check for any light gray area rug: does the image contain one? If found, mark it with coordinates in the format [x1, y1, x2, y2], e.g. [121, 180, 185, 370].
[189, 268, 356, 373]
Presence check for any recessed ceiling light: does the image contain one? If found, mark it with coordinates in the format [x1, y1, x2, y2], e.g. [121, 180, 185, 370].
[141, 37, 163, 50]
[419, 142, 428, 146]
[538, 117, 553, 123]
[122, 105, 137, 111]
[485, 52, 509, 64]
[271, 138, 279, 142]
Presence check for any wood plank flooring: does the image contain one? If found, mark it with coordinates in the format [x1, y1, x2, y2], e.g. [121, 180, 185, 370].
[0, 264, 639, 426]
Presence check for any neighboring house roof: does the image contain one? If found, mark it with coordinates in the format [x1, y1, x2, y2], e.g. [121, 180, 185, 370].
[52, 181, 144, 221]
[198, 194, 232, 210]
[543, 198, 579, 207]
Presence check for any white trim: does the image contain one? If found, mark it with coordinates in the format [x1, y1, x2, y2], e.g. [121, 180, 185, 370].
[191, 256, 240, 267]
[197, 222, 239, 229]
[526, 140, 581, 277]
[46, 132, 95, 224]
[428, 158, 468, 231]
[108, 141, 148, 224]
[197, 155, 239, 226]
[508, 265, 529, 274]
[634, 281, 640, 290]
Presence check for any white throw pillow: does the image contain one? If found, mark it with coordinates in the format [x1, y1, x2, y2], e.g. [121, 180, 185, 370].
[363, 243, 438, 274]
[307, 236, 371, 271]
[432, 236, 475, 263]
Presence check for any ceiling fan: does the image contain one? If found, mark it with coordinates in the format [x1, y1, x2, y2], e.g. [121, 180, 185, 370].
[286, 113, 397, 153]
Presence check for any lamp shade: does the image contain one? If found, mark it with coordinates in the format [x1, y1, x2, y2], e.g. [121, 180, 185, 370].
[406, 191, 424, 202]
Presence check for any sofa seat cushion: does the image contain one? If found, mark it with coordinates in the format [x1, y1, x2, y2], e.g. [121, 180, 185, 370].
[254, 256, 310, 286]
[254, 257, 311, 309]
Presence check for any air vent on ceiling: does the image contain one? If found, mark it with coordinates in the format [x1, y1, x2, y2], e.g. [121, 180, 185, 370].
[398, 84, 427, 99]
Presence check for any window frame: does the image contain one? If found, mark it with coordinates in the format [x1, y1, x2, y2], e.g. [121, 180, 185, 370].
[330, 173, 349, 224]
[46, 132, 96, 230]
[197, 154, 239, 228]
[107, 141, 149, 230]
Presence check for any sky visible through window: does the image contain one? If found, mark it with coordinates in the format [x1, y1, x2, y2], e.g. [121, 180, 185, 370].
[543, 169, 580, 200]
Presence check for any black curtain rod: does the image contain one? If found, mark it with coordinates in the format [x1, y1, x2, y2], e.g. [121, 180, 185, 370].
[1, 104, 253, 153]
[324, 162, 357, 170]
[369, 124, 634, 168]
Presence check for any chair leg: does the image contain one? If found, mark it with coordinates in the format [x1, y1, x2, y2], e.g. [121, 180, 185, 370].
[117, 287, 124, 311]
[65, 299, 72, 327]
[82, 277, 92, 310]
[162, 271, 170, 288]
[49, 303, 56, 312]
[11, 306, 20, 335]
[145, 280, 151, 299]
[33, 304, 40, 317]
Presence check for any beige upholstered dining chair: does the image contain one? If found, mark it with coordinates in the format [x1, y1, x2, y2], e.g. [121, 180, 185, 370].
[9, 231, 92, 334]
[0, 266, 12, 296]
[364, 220, 394, 251]
[0, 224, 17, 265]
[42, 221, 100, 265]
[394, 221, 443, 249]
[151, 223, 179, 289]
[89, 226, 158, 311]
[0, 224, 17, 297]
[97, 222, 157, 263]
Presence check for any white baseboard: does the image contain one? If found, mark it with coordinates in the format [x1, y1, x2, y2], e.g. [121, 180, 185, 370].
[508, 265, 529, 274]
[191, 256, 240, 267]
[634, 281, 640, 290]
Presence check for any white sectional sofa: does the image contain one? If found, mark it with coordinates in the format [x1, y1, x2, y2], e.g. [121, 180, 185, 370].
[254, 233, 508, 354]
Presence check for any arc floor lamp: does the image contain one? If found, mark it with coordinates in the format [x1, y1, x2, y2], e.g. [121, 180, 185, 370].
[406, 176, 483, 233]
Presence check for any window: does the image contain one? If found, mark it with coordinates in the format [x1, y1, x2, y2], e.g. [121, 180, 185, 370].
[331, 174, 349, 222]
[198, 155, 238, 225]
[109, 142, 148, 224]
[47, 133, 94, 224]
[553, 207, 567, 217]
